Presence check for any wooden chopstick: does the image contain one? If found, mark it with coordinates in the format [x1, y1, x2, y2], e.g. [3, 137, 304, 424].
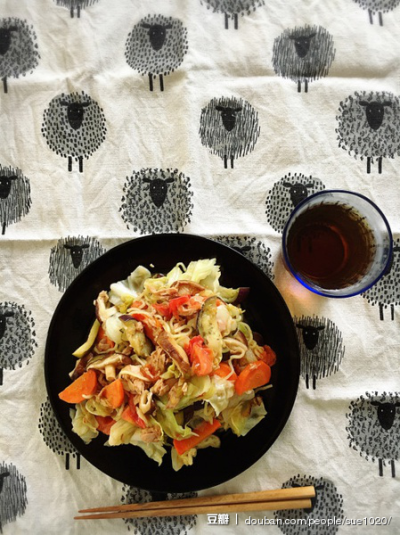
[75, 486, 315, 520]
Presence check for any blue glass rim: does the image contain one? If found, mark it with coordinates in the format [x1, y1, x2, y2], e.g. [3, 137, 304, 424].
[281, 189, 393, 298]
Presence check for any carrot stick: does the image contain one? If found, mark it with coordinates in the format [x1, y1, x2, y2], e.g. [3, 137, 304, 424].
[58, 369, 98, 404]
[173, 419, 221, 455]
[235, 361, 271, 396]
[101, 379, 125, 408]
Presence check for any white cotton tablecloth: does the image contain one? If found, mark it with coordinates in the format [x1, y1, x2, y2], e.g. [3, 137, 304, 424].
[0, 0, 400, 533]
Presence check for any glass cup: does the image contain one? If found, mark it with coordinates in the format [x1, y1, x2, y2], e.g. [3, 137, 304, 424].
[282, 190, 393, 298]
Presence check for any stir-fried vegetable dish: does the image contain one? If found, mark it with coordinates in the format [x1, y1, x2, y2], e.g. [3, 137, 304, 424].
[58, 259, 276, 470]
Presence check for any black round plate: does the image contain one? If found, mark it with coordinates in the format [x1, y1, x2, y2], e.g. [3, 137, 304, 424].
[45, 233, 300, 493]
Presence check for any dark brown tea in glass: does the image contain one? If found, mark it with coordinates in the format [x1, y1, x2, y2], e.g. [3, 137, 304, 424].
[282, 191, 392, 298]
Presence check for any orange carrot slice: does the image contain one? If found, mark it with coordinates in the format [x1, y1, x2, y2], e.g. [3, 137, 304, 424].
[101, 379, 125, 408]
[212, 362, 238, 382]
[58, 369, 98, 404]
[173, 419, 221, 456]
[95, 415, 115, 435]
[235, 361, 271, 396]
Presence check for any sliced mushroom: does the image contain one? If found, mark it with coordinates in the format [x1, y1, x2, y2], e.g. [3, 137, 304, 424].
[156, 330, 191, 376]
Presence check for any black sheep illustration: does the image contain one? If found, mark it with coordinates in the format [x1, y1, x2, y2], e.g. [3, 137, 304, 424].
[272, 25, 336, 93]
[38, 398, 81, 469]
[121, 486, 197, 534]
[274, 475, 344, 535]
[0, 18, 40, 94]
[362, 240, 400, 320]
[201, 0, 265, 29]
[125, 15, 188, 92]
[199, 96, 260, 168]
[347, 391, 400, 477]
[265, 173, 325, 233]
[120, 168, 193, 234]
[48, 235, 106, 292]
[54, 0, 100, 18]
[0, 302, 37, 386]
[0, 164, 31, 235]
[214, 235, 274, 279]
[336, 90, 400, 174]
[353, 0, 400, 25]
[294, 315, 345, 390]
[42, 91, 107, 172]
[0, 462, 28, 533]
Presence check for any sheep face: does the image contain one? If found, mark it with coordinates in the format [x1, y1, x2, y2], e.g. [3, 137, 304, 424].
[49, 236, 106, 292]
[141, 23, 173, 51]
[0, 312, 14, 340]
[120, 168, 193, 234]
[199, 96, 260, 168]
[60, 101, 90, 130]
[214, 235, 274, 279]
[0, 165, 31, 235]
[265, 173, 325, 233]
[290, 33, 316, 58]
[0, 27, 17, 55]
[0, 175, 17, 199]
[272, 25, 335, 91]
[336, 91, 400, 171]
[371, 401, 400, 431]
[296, 324, 325, 350]
[0, 18, 40, 93]
[64, 243, 90, 268]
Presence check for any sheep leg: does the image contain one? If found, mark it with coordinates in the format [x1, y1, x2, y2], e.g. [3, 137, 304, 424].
[159, 74, 164, 92]
[391, 460, 395, 477]
[223, 155, 227, 169]
[68, 156, 72, 172]
[367, 157, 371, 174]
[225, 13, 229, 29]
[148, 73, 154, 92]
[379, 458, 383, 476]
[70, 6, 74, 18]
[378, 156, 382, 174]
[76, 453, 81, 469]
[391, 304, 394, 321]
[1, 222, 5, 235]
[79, 157, 83, 173]
[2, 77, 7, 94]
[0, 368, 2, 386]
[379, 303, 384, 321]
[305, 374, 309, 389]
[379, 12, 383, 26]
[297, 80, 301, 93]
[368, 9, 373, 24]
[304, 80, 308, 93]
[313, 375, 316, 390]
[77, 5, 81, 18]
[65, 452, 70, 470]
[230, 156, 234, 168]
[234, 14, 238, 30]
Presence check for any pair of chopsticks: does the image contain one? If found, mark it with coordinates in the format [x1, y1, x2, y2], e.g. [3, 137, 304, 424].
[75, 485, 315, 520]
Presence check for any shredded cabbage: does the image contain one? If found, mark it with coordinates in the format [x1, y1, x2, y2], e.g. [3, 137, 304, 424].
[70, 404, 99, 444]
[109, 265, 152, 305]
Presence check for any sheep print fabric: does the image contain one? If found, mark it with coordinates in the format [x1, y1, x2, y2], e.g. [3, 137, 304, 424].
[1, 0, 400, 533]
